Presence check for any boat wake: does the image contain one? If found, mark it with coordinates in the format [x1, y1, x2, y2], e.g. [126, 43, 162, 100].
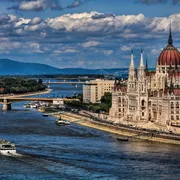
[2, 152, 24, 157]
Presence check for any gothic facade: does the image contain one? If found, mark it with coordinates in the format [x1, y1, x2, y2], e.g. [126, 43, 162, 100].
[109, 28, 180, 128]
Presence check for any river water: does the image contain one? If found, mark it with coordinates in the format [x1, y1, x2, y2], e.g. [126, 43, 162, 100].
[0, 84, 180, 180]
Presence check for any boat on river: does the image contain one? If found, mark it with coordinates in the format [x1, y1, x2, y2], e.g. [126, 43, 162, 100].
[117, 136, 129, 142]
[42, 113, 48, 117]
[56, 117, 70, 126]
[0, 140, 16, 155]
[24, 103, 30, 108]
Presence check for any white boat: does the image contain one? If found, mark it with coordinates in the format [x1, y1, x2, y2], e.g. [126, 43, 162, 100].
[0, 140, 16, 155]
[30, 104, 38, 108]
[56, 118, 70, 126]
[24, 104, 30, 108]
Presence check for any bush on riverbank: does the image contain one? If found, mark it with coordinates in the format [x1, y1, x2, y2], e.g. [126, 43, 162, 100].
[65, 92, 112, 113]
[0, 77, 46, 94]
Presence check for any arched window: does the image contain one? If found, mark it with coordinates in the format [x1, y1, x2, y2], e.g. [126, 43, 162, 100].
[142, 100, 145, 107]
[176, 102, 179, 109]
[171, 102, 174, 108]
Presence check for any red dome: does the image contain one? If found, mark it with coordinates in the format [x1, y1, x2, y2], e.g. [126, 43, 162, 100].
[158, 44, 180, 66]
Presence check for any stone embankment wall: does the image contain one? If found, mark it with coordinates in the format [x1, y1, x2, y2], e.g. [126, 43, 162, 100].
[55, 112, 180, 145]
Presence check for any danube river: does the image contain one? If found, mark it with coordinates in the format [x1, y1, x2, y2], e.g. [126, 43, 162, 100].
[0, 83, 180, 180]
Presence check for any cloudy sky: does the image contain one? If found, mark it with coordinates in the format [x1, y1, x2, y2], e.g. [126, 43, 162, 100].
[0, 0, 180, 69]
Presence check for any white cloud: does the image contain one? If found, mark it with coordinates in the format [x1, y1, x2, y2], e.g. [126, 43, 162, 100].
[151, 48, 163, 55]
[82, 41, 100, 48]
[19, 1, 46, 11]
[103, 50, 113, 55]
[8, 0, 62, 11]
[120, 46, 131, 51]
[1, 12, 180, 68]
[14, 17, 31, 27]
[53, 47, 78, 54]
[31, 17, 42, 25]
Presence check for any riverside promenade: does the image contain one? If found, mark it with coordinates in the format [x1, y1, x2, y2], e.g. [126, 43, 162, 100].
[53, 111, 180, 145]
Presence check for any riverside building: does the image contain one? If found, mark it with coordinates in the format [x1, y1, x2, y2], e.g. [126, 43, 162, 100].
[83, 79, 115, 103]
[109, 27, 180, 130]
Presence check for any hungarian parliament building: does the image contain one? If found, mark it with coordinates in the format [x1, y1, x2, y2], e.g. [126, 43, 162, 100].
[109, 27, 180, 128]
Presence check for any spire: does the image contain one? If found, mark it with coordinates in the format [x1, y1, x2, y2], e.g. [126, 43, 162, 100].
[130, 49, 134, 68]
[140, 49, 144, 67]
[168, 22, 173, 45]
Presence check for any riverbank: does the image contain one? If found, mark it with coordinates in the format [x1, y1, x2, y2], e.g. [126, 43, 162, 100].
[51, 111, 180, 145]
[2, 89, 53, 98]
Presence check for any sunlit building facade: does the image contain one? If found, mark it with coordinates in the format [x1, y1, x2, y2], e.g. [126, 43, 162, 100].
[83, 79, 115, 103]
[109, 27, 180, 128]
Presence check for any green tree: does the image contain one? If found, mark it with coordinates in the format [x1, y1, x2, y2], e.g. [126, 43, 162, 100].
[101, 92, 112, 105]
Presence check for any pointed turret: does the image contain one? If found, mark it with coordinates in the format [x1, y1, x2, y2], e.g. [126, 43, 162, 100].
[130, 49, 134, 68]
[168, 22, 173, 45]
[140, 49, 144, 67]
[127, 50, 136, 93]
[138, 50, 146, 94]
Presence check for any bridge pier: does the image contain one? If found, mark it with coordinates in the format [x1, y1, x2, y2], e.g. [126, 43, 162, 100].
[2, 103, 12, 111]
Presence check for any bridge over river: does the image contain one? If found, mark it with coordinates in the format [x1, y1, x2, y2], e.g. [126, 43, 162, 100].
[43, 81, 85, 85]
[0, 97, 79, 111]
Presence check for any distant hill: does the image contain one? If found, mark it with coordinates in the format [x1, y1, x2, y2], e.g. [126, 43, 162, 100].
[0, 59, 63, 75]
[0, 59, 129, 75]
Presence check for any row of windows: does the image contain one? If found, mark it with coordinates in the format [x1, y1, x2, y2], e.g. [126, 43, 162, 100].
[171, 106, 179, 109]
[129, 84, 135, 88]
[171, 116, 180, 120]
[119, 108, 124, 112]
[171, 111, 180, 114]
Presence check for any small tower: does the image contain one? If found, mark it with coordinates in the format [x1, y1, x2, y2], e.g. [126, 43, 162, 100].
[168, 22, 173, 45]
[127, 50, 136, 93]
[137, 50, 148, 121]
[138, 50, 146, 93]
